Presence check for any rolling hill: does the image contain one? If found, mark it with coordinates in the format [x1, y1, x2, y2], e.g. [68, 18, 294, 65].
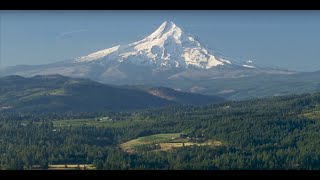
[0, 75, 224, 113]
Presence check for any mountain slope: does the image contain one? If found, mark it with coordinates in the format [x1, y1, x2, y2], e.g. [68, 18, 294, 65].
[74, 21, 232, 69]
[4, 21, 292, 84]
[162, 70, 320, 100]
[116, 85, 225, 105]
[147, 87, 224, 105]
[6, 21, 317, 100]
[0, 75, 224, 113]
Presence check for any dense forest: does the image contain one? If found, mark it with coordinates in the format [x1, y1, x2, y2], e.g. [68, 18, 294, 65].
[1, 92, 320, 170]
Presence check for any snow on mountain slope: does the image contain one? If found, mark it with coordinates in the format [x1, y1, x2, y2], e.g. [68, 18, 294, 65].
[74, 21, 230, 70]
[76, 45, 120, 62]
[242, 65, 256, 68]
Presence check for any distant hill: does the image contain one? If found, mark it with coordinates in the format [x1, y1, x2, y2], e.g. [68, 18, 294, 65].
[147, 87, 224, 105]
[0, 75, 224, 113]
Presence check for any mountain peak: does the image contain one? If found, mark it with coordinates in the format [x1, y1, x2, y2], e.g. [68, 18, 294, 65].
[159, 21, 177, 29]
[145, 21, 182, 40]
[75, 21, 232, 69]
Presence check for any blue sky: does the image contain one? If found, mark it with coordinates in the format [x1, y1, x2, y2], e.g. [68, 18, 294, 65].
[1, 10, 320, 72]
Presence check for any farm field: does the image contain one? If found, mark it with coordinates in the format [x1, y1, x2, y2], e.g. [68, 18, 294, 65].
[159, 141, 222, 151]
[48, 164, 96, 170]
[51, 118, 113, 128]
[24, 116, 146, 128]
[120, 133, 222, 153]
[120, 133, 181, 153]
[303, 105, 320, 121]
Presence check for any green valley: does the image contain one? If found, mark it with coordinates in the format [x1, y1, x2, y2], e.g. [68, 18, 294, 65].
[1, 90, 320, 169]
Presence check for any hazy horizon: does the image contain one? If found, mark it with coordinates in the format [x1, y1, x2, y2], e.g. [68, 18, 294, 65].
[1, 10, 320, 72]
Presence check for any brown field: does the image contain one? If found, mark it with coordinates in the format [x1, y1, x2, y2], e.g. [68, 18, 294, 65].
[159, 140, 222, 151]
[120, 133, 223, 153]
[207, 140, 223, 146]
[159, 143, 184, 151]
[120, 133, 181, 153]
[48, 164, 96, 170]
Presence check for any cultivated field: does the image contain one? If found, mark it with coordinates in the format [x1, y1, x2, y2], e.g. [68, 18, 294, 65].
[51, 118, 112, 128]
[120, 133, 181, 153]
[159, 140, 222, 151]
[303, 105, 320, 120]
[120, 133, 222, 153]
[48, 164, 96, 170]
[45, 117, 150, 128]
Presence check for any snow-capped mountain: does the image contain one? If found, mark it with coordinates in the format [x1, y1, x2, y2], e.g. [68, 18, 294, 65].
[74, 21, 232, 70]
[4, 21, 295, 98]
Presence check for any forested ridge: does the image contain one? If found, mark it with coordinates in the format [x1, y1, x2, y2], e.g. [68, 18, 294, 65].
[1, 92, 320, 170]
